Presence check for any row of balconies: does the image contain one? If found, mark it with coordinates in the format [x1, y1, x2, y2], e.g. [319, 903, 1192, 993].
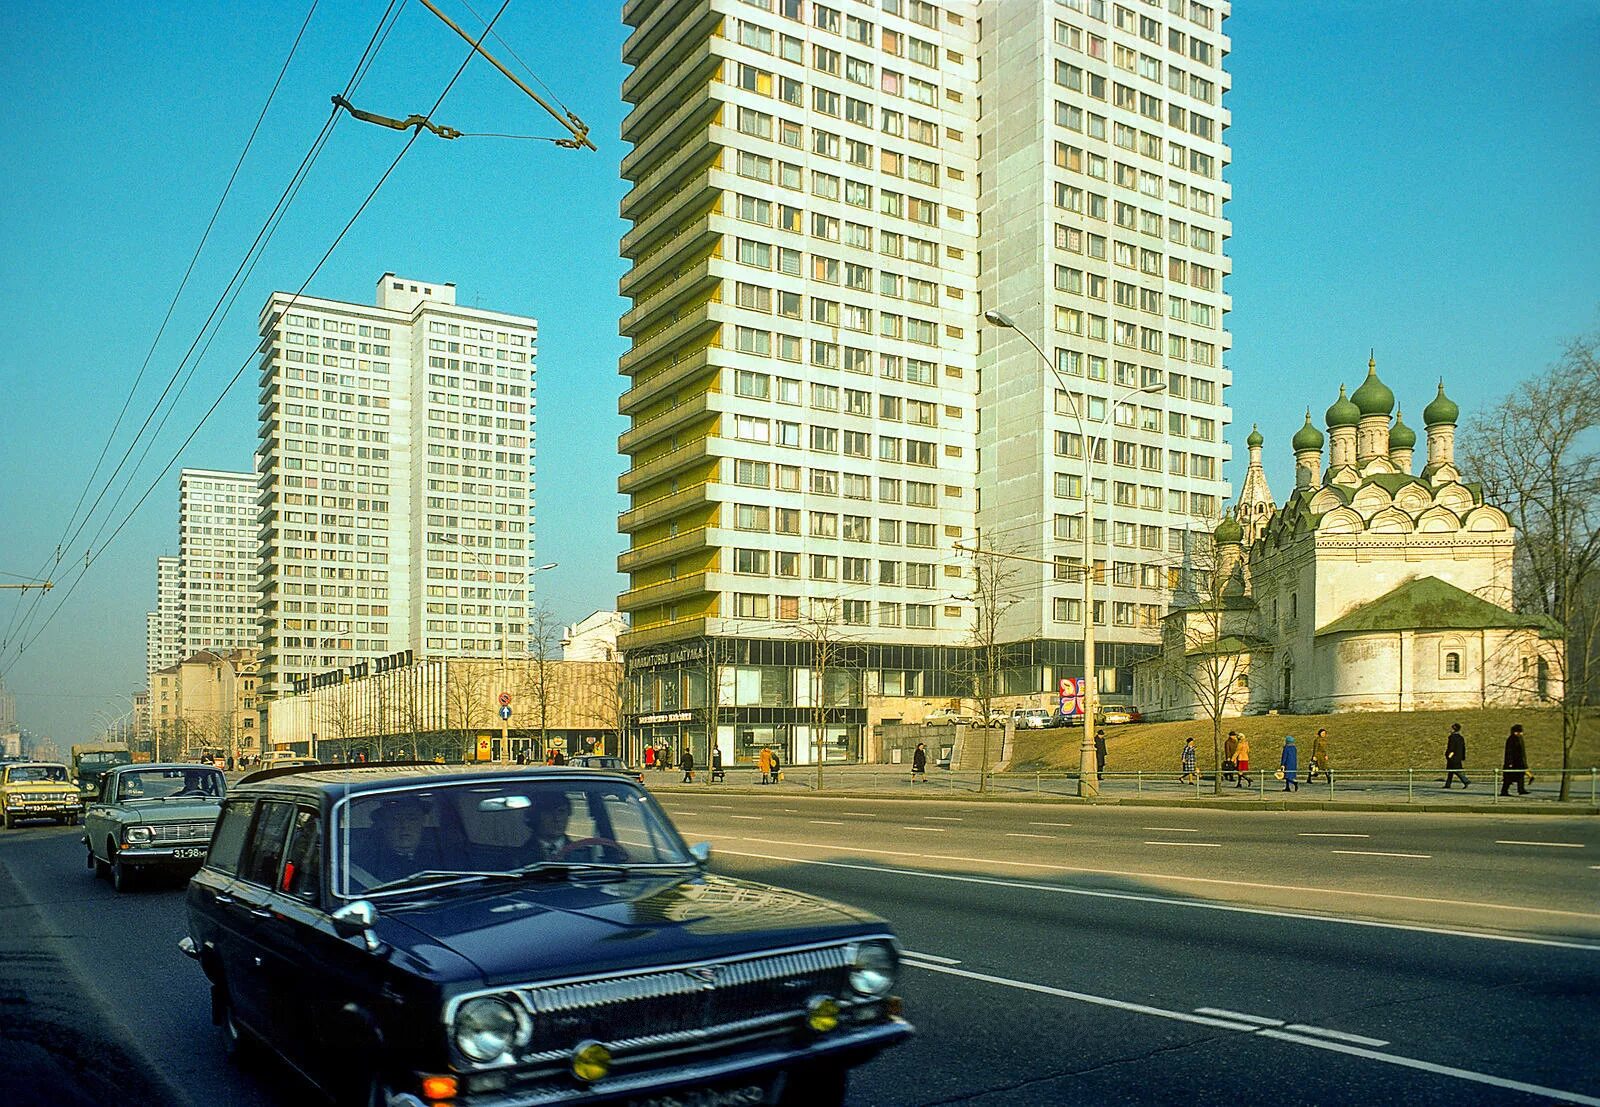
[620, 207, 720, 302]
[621, 39, 720, 149]
[618, 616, 709, 653]
[617, 436, 714, 495]
[619, 347, 714, 417]
[617, 391, 713, 457]
[622, 0, 720, 100]
[618, 304, 720, 380]
[619, 255, 721, 339]
[621, 73, 719, 185]
[618, 481, 710, 534]
[617, 572, 710, 615]
[616, 526, 711, 575]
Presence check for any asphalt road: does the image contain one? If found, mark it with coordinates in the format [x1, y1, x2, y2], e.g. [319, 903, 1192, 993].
[0, 797, 1595, 1106]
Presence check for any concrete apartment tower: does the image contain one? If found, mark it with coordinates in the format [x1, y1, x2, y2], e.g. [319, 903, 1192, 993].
[617, 0, 1233, 766]
[146, 554, 182, 689]
[255, 274, 539, 699]
[177, 468, 258, 653]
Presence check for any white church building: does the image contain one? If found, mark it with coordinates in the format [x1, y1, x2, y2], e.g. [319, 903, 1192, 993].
[1136, 360, 1564, 718]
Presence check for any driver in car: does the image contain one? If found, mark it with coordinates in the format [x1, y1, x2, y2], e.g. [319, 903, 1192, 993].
[526, 791, 591, 861]
[360, 796, 444, 883]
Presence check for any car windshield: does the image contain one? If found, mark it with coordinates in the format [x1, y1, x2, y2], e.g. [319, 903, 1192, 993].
[6, 765, 68, 784]
[336, 778, 692, 897]
[115, 768, 225, 801]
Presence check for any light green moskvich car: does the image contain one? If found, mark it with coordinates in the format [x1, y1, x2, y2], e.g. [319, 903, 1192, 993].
[83, 763, 226, 893]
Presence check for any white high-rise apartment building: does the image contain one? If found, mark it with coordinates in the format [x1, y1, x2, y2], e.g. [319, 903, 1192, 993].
[146, 554, 182, 687]
[178, 468, 258, 653]
[256, 274, 538, 698]
[617, 0, 1232, 764]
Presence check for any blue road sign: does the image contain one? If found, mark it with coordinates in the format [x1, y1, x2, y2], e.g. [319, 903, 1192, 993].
[499, 705, 513, 721]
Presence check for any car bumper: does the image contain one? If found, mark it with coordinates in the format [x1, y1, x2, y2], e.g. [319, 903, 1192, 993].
[113, 843, 211, 865]
[392, 1019, 913, 1107]
[5, 802, 83, 818]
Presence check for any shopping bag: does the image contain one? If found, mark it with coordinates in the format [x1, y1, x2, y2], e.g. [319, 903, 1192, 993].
[1274, 768, 1285, 781]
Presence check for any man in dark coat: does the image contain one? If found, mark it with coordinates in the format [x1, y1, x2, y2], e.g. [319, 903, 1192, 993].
[1094, 729, 1108, 777]
[681, 747, 696, 784]
[912, 742, 928, 783]
[1444, 723, 1469, 789]
[1500, 724, 1528, 795]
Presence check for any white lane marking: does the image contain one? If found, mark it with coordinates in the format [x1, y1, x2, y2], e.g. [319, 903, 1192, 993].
[924, 816, 964, 822]
[1256, 1028, 1600, 1107]
[729, 815, 762, 821]
[1005, 832, 1057, 840]
[843, 812, 878, 818]
[902, 826, 948, 832]
[707, 805, 735, 810]
[1332, 850, 1431, 859]
[1030, 821, 1074, 828]
[906, 965, 1599, 1105]
[809, 820, 845, 826]
[782, 809, 800, 813]
[1285, 1024, 1389, 1047]
[901, 950, 961, 965]
[669, 809, 695, 815]
[1144, 826, 1199, 833]
[1496, 840, 1584, 848]
[1194, 1007, 1284, 1027]
[1298, 832, 1370, 838]
[709, 845, 1600, 951]
[1145, 840, 1222, 848]
[902, 960, 1261, 1032]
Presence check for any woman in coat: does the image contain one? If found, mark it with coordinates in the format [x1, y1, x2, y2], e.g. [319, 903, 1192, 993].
[1280, 735, 1299, 792]
[1233, 734, 1252, 788]
[1307, 729, 1331, 784]
[757, 746, 773, 785]
[1500, 724, 1528, 796]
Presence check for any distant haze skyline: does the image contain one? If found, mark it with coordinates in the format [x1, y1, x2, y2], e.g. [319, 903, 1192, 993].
[1, 1, 1595, 740]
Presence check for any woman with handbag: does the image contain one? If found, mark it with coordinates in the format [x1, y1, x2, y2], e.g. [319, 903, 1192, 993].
[1233, 734, 1251, 788]
[1279, 735, 1299, 792]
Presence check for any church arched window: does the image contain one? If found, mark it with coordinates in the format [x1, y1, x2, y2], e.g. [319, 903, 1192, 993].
[1440, 637, 1465, 678]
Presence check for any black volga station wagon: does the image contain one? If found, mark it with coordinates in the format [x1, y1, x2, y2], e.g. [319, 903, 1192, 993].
[180, 765, 911, 1106]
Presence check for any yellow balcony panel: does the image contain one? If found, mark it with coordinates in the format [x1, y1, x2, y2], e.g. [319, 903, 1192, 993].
[621, 41, 720, 146]
[618, 437, 718, 494]
[619, 617, 709, 652]
[618, 573, 710, 614]
[617, 527, 711, 574]
[623, 1, 720, 95]
[618, 392, 714, 456]
[620, 209, 720, 298]
[620, 257, 722, 337]
[619, 308, 719, 378]
[620, 347, 715, 411]
[621, 81, 721, 184]
[621, 143, 719, 225]
[618, 482, 710, 533]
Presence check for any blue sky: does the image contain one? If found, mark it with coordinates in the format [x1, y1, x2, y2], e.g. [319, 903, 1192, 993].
[1, 1, 1595, 742]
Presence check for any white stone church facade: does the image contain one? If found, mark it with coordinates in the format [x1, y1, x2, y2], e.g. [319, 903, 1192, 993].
[1136, 361, 1564, 719]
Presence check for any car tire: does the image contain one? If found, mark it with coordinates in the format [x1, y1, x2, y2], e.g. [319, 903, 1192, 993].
[779, 1064, 848, 1107]
[64, 814, 79, 826]
[215, 986, 260, 1065]
[110, 847, 136, 893]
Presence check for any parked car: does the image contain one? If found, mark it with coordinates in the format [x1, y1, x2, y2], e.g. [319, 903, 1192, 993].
[83, 763, 226, 892]
[181, 765, 912, 1106]
[1, 761, 83, 829]
[1101, 707, 1135, 725]
[924, 707, 978, 726]
[566, 753, 645, 784]
[1011, 708, 1056, 730]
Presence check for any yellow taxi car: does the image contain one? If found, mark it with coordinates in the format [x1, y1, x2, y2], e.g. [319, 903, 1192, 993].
[2, 761, 85, 829]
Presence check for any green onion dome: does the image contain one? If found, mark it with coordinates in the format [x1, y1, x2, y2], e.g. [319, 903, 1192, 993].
[1423, 380, 1459, 426]
[1292, 409, 1325, 452]
[1350, 360, 1395, 417]
[1246, 424, 1264, 448]
[1214, 513, 1244, 545]
[1325, 384, 1360, 428]
[1388, 409, 1417, 449]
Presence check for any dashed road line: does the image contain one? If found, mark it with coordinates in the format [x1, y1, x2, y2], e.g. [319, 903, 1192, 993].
[1030, 821, 1074, 828]
[1144, 826, 1199, 833]
[901, 949, 961, 965]
[1285, 1024, 1389, 1047]
[1145, 840, 1222, 848]
[1005, 832, 1057, 840]
[1298, 832, 1370, 838]
[1496, 840, 1584, 849]
[706, 805, 735, 810]
[1332, 850, 1431, 859]
[843, 812, 878, 818]
[924, 816, 964, 822]
[902, 826, 948, 832]
[729, 815, 762, 821]
[1195, 1007, 1283, 1026]
[809, 820, 845, 826]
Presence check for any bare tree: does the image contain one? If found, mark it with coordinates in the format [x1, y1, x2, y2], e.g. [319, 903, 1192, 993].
[958, 541, 1022, 793]
[1153, 521, 1258, 795]
[794, 599, 862, 791]
[1461, 332, 1600, 799]
[518, 605, 563, 760]
[446, 661, 494, 761]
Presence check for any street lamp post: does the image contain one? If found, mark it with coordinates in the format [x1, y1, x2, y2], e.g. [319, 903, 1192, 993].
[983, 309, 1163, 798]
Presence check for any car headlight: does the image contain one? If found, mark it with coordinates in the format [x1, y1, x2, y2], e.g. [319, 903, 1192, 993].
[848, 941, 897, 999]
[125, 826, 153, 845]
[453, 996, 527, 1063]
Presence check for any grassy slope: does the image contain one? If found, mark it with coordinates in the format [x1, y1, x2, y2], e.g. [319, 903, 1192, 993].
[1007, 707, 1600, 775]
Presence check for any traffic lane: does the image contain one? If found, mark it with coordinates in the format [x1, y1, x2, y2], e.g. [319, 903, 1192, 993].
[0, 824, 292, 1107]
[665, 798, 1600, 936]
[712, 851, 1600, 1105]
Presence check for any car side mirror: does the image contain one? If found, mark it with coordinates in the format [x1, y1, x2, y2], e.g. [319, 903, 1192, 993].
[689, 842, 712, 867]
[331, 900, 383, 953]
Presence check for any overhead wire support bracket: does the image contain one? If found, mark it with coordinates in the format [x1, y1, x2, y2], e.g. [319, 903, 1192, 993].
[332, 94, 462, 139]
[415, 0, 596, 151]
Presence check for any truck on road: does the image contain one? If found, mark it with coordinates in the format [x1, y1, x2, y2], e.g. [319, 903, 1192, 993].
[69, 743, 133, 798]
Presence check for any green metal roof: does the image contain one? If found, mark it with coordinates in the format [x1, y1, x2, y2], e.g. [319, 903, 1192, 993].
[1316, 576, 1562, 637]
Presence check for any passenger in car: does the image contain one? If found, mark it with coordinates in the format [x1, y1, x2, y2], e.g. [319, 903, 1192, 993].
[359, 796, 444, 883]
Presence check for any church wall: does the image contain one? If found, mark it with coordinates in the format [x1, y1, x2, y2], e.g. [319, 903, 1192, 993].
[1311, 536, 1508, 630]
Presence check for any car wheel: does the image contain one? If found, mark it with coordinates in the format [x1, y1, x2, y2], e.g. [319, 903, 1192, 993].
[215, 985, 260, 1064]
[64, 814, 79, 826]
[110, 847, 136, 893]
[779, 1065, 848, 1107]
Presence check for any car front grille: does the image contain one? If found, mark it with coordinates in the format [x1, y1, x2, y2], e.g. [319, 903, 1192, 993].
[514, 945, 853, 1055]
[147, 821, 214, 843]
[14, 793, 78, 804]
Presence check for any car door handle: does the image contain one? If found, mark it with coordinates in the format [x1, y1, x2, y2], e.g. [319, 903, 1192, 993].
[214, 893, 236, 905]
[249, 907, 274, 919]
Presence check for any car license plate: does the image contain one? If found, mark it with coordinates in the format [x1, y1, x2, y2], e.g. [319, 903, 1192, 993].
[173, 847, 207, 861]
[626, 1082, 771, 1107]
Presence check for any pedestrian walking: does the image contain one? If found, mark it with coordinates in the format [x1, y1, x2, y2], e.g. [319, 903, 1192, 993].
[1500, 724, 1529, 795]
[1306, 728, 1331, 784]
[1444, 723, 1470, 789]
[681, 747, 696, 784]
[1179, 736, 1197, 784]
[711, 747, 725, 783]
[757, 746, 773, 785]
[1223, 730, 1239, 783]
[912, 742, 928, 783]
[770, 749, 783, 783]
[1280, 735, 1299, 791]
[1234, 734, 1252, 787]
[1094, 729, 1108, 778]
[643, 746, 656, 771]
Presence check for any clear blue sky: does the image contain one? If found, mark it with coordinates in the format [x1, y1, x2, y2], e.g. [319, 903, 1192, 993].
[1, 1, 1595, 743]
